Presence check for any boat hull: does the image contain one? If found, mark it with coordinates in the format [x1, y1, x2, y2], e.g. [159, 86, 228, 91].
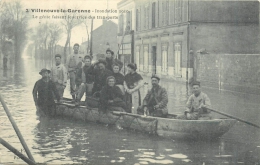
[47, 100, 237, 140]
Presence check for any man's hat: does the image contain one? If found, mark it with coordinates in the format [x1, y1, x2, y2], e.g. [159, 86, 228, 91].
[55, 54, 61, 58]
[39, 68, 51, 75]
[127, 63, 137, 71]
[73, 43, 79, 47]
[96, 59, 107, 65]
[84, 55, 92, 60]
[106, 49, 114, 55]
[151, 74, 160, 81]
[192, 81, 201, 87]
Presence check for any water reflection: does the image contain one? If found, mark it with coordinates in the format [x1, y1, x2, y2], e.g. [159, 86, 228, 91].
[0, 58, 259, 164]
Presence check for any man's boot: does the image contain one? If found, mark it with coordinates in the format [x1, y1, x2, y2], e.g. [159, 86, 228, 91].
[72, 94, 76, 103]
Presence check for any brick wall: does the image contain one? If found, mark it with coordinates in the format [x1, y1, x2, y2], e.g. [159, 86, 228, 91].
[196, 53, 260, 94]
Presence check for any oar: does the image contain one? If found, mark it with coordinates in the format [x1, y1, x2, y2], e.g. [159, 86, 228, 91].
[0, 94, 35, 162]
[208, 108, 260, 129]
[0, 138, 36, 165]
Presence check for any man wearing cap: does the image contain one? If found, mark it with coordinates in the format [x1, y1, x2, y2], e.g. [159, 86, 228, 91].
[177, 81, 211, 120]
[33, 69, 60, 117]
[75, 55, 95, 104]
[137, 75, 168, 117]
[92, 59, 113, 95]
[66, 43, 84, 100]
[51, 54, 67, 99]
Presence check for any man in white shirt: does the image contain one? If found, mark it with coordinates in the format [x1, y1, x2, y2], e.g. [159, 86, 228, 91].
[66, 43, 84, 100]
[51, 54, 67, 99]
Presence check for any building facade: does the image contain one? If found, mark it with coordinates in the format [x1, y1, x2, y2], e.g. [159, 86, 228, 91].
[117, 0, 260, 82]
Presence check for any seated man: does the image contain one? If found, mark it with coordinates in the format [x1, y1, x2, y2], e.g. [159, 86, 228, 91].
[177, 81, 211, 120]
[137, 75, 168, 117]
[99, 76, 126, 113]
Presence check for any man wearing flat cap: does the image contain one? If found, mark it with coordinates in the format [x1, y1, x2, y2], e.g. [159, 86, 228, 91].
[92, 59, 113, 95]
[177, 81, 211, 120]
[51, 54, 67, 99]
[137, 75, 168, 117]
[33, 68, 60, 117]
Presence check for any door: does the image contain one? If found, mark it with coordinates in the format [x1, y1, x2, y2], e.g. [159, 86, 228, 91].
[152, 46, 157, 74]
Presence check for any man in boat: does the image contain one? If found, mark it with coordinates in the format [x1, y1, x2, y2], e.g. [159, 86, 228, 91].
[92, 59, 113, 96]
[75, 55, 95, 105]
[66, 43, 84, 101]
[33, 69, 60, 117]
[177, 81, 211, 120]
[50, 54, 67, 100]
[137, 75, 168, 117]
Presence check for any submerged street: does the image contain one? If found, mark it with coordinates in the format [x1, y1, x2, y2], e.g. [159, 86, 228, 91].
[0, 58, 259, 165]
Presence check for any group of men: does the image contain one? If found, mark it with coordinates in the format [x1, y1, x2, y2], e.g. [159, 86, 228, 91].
[33, 43, 212, 120]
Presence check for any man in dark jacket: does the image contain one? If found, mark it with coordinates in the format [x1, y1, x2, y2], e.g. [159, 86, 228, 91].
[92, 59, 113, 96]
[137, 75, 168, 117]
[33, 69, 60, 117]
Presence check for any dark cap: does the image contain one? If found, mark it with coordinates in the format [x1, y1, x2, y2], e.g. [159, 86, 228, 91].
[96, 59, 107, 66]
[84, 55, 92, 60]
[73, 43, 79, 47]
[39, 68, 51, 75]
[192, 81, 201, 87]
[127, 63, 137, 71]
[106, 49, 114, 55]
[55, 54, 61, 58]
[151, 74, 160, 81]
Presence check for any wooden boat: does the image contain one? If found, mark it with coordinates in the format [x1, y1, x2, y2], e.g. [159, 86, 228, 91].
[52, 98, 236, 140]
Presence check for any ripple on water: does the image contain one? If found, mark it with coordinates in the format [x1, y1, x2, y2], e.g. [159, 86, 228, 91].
[139, 158, 174, 164]
[168, 153, 188, 159]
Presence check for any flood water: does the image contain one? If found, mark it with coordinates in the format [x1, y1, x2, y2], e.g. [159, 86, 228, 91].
[0, 58, 260, 165]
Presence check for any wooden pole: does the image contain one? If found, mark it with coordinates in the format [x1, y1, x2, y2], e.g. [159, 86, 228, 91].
[90, 18, 93, 57]
[0, 94, 35, 162]
[0, 138, 36, 165]
[208, 108, 260, 129]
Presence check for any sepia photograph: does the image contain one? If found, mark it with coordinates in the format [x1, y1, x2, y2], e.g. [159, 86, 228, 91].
[0, 0, 260, 164]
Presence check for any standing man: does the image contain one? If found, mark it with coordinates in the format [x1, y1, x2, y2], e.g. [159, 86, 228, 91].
[66, 43, 83, 100]
[51, 54, 67, 99]
[33, 69, 60, 117]
[75, 55, 95, 104]
[177, 81, 211, 120]
[105, 49, 114, 72]
[137, 75, 168, 117]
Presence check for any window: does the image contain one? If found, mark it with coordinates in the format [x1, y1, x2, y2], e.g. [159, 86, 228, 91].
[162, 45, 168, 73]
[136, 46, 140, 71]
[144, 5, 149, 30]
[119, 14, 123, 34]
[152, 2, 156, 28]
[162, 1, 169, 26]
[175, 0, 182, 23]
[174, 43, 182, 76]
[126, 11, 132, 32]
[136, 9, 140, 31]
[143, 45, 149, 72]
